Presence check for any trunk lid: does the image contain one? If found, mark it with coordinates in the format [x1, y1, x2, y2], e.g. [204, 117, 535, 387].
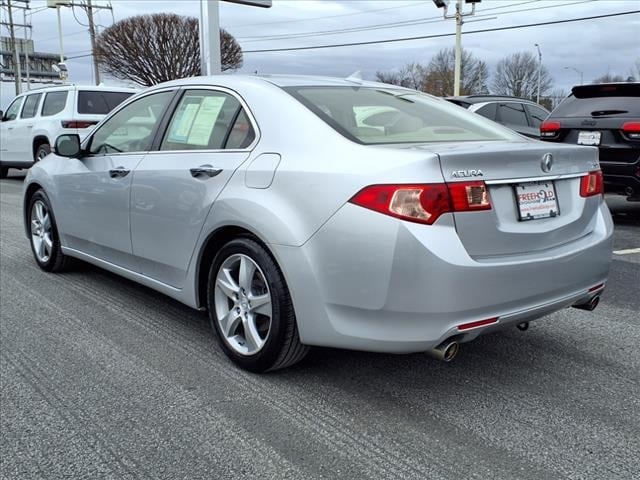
[414, 140, 601, 257]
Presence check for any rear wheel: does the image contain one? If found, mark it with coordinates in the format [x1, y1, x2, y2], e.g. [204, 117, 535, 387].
[28, 190, 71, 272]
[35, 143, 51, 162]
[0, 166, 8, 179]
[207, 237, 309, 372]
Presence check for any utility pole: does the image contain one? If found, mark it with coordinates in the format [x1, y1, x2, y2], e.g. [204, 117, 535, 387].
[433, 0, 479, 96]
[454, 0, 462, 96]
[535, 43, 542, 104]
[6, 0, 22, 94]
[23, 6, 30, 89]
[86, 0, 100, 84]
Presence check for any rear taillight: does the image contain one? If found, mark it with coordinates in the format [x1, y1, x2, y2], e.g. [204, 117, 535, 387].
[622, 121, 640, 140]
[349, 182, 491, 225]
[580, 170, 603, 197]
[540, 120, 561, 138]
[61, 120, 98, 129]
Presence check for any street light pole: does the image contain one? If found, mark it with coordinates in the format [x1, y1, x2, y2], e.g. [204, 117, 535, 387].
[535, 43, 542, 104]
[564, 66, 583, 85]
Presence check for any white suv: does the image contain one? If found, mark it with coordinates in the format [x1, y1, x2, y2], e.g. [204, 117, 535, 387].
[0, 84, 136, 178]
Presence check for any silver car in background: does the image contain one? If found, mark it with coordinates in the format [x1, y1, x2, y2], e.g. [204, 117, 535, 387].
[23, 75, 613, 372]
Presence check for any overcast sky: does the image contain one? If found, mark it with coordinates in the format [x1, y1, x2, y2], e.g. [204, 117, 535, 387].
[1, 0, 639, 107]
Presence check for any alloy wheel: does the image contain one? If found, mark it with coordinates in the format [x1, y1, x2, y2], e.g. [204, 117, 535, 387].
[30, 200, 53, 263]
[214, 254, 272, 356]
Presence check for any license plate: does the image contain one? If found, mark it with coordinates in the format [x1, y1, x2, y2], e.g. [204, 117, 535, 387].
[577, 131, 601, 146]
[514, 181, 560, 221]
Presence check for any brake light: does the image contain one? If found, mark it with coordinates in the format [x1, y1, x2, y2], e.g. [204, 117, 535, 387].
[622, 121, 640, 139]
[540, 120, 561, 138]
[349, 181, 491, 225]
[61, 120, 98, 129]
[580, 170, 603, 197]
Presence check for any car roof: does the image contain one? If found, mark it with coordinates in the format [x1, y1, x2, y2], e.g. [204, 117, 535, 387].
[17, 84, 138, 95]
[152, 74, 419, 92]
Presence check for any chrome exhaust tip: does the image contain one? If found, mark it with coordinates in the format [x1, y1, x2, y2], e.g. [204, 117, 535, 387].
[573, 295, 600, 311]
[427, 340, 459, 362]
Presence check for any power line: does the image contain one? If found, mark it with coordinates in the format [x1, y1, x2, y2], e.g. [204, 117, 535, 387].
[237, 0, 593, 43]
[243, 10, 639, 54]
[226, 1, 431, 29]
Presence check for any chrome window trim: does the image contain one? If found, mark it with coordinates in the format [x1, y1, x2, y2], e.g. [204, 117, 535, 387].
[485, 172, 584, 185]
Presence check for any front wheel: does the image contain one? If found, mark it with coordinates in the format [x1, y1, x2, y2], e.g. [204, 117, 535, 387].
[0, 166, 8, 179]
[28, 190, 71, 272]
[207, 237, 309, 372]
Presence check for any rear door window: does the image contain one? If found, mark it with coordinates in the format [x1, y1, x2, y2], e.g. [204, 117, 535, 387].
[77, 91, 134, 114]
[475, 103, 498, 121]
[160, 89, 254, 150]
[497, 103, 528, 126]
[42, 91, 69, 116]
[21, 94, 42, 119]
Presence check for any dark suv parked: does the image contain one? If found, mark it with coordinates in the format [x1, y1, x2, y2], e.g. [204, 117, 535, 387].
[446, 95, 550, 138]
[540, 83, 640, 201]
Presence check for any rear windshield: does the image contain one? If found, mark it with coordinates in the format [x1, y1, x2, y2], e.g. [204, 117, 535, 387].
[77, 90, 133, 114]
[552, 84, 640, 117]
[284, 86, 517, 145]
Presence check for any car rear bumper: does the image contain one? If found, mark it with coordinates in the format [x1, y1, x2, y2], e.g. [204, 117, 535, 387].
[601, 160, 640, 196]
[272, 201, 613, 354]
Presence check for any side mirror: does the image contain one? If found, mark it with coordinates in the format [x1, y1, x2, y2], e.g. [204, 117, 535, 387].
[54, 134, 82, 158]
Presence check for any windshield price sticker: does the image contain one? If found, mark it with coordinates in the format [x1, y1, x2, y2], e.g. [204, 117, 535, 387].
[514, 181, 560, 221]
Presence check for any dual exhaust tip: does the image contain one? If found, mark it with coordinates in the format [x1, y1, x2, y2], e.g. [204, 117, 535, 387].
[428, 295, 601, 362]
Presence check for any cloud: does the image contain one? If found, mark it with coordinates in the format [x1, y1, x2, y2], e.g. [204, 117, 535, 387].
[2, 0, 639, 108]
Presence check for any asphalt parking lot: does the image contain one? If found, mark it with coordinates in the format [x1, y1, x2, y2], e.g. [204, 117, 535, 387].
[1, 171, 639, 480]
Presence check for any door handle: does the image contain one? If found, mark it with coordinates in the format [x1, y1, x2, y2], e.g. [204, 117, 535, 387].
[26, 125, 34, 128]
[109, 167, 130, 178]
[190, 165, 222, 178]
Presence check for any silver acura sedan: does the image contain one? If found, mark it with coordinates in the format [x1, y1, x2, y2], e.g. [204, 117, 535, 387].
[23, 75, 613, 372]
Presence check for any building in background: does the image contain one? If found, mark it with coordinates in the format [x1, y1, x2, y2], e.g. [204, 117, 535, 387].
[0, 36, 62, 84]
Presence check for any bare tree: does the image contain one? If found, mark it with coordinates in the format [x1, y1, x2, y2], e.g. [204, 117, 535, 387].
[629, 58, 640, 82]
[95, 13, 242, 86]
[592, 73, 625, 84]
[492, 51, 552, 99]
[422, 47, 488, 96]
[375, 63, 427, 90]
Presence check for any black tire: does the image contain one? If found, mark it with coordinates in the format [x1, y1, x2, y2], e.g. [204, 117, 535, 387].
[207, 237, 309, 373]
[35, 143, 51, 162]
[0, 166, 8, 179]
[27, 189, 71, 272]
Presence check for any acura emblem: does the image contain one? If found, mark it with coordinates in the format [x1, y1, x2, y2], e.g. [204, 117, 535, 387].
[541, 153, 553, 173]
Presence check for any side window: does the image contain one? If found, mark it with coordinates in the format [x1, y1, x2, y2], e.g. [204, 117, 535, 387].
[21, 94, 43, 119]
[475, 103, 497, 121]
[225, 109, 256, 149]
[89, 91, 174, 155]
[497, 103, 528, 126]
[160, 89, 249, 151]
[42, 91, 69, 117]
[526, 105, 549, 128]
[2, 97, 24, 122]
